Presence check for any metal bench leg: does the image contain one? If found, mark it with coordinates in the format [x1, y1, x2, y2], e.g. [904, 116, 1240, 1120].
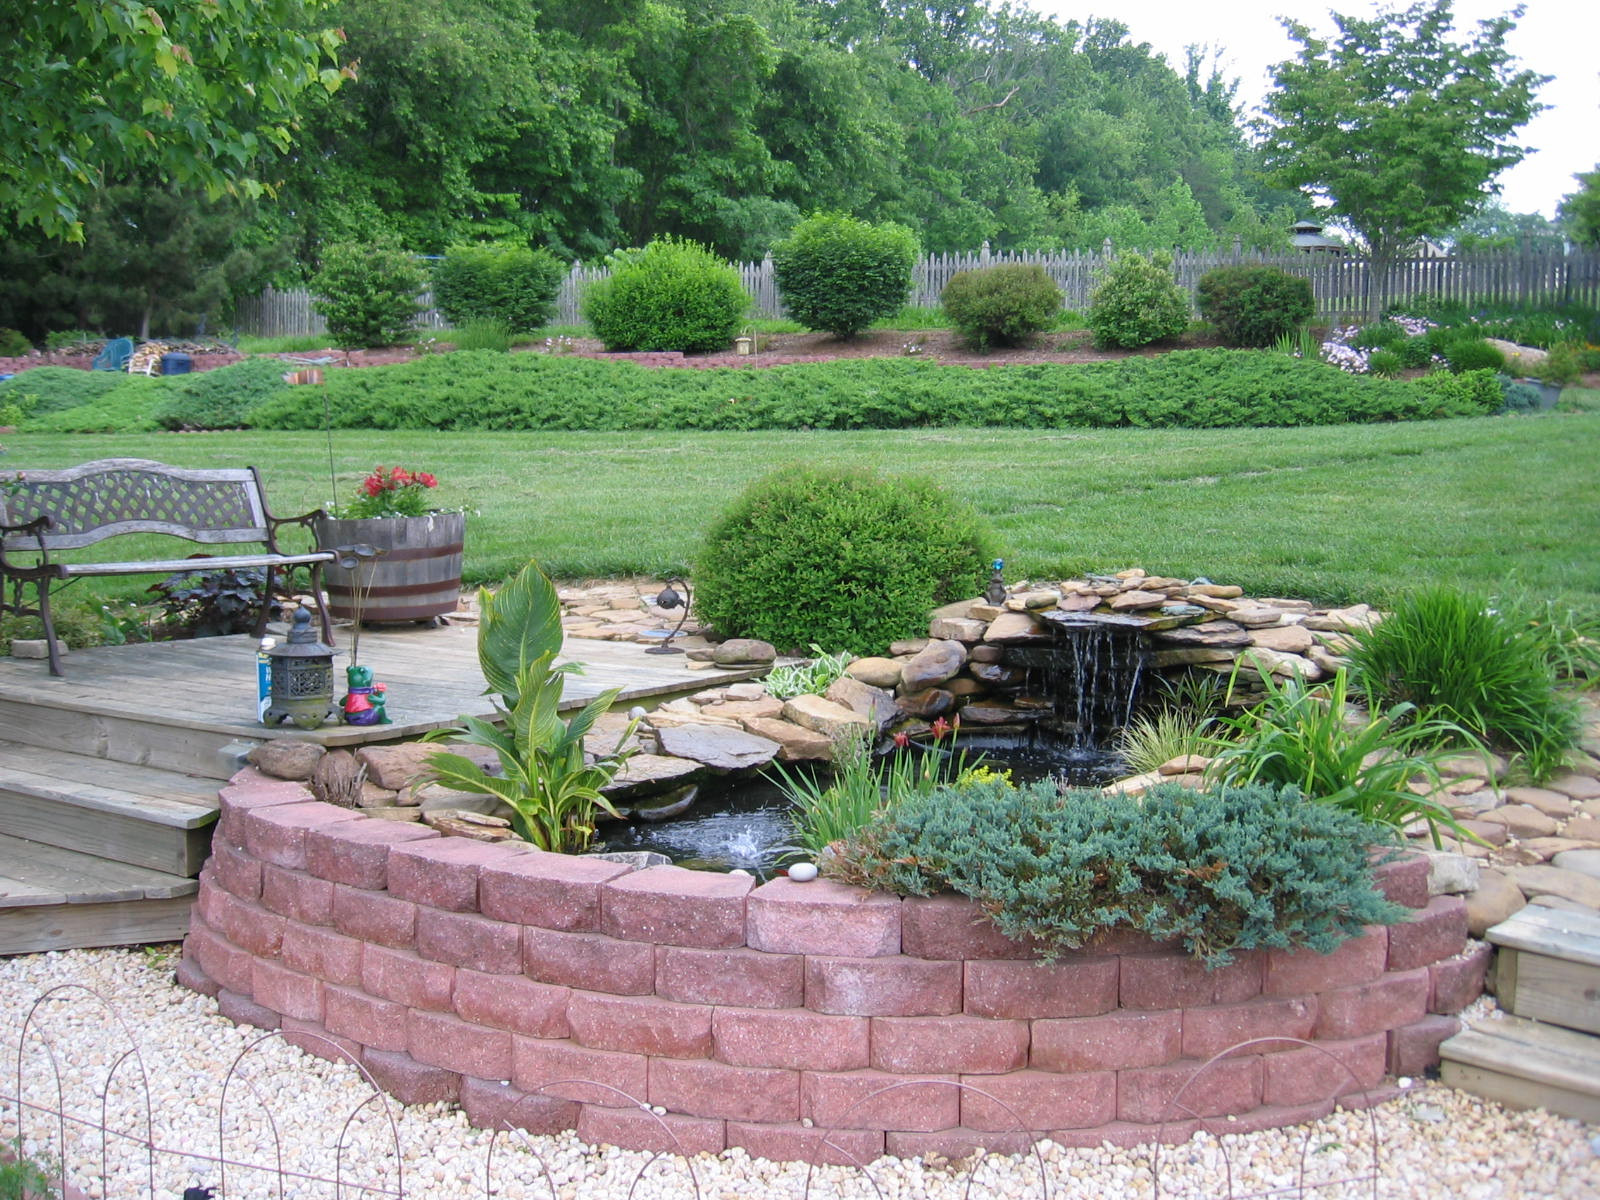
[37, 579, 64, 677]
[309, 562, 335, 646]
[254, 565, 276, 640]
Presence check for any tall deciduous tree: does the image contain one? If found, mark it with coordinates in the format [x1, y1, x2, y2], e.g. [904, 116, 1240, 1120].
[2, 0, 351, 240]
[1560, 167, 1600, 249]
[1256, 0, 1545, 317]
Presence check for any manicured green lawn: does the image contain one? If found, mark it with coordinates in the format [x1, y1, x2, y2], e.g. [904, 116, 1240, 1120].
[4, 411, 1596, 607]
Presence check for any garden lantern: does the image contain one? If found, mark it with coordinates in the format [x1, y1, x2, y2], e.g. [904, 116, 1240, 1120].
[265, 607, 338, 729]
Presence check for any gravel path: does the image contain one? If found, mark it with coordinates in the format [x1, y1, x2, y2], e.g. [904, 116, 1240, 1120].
[3, 948, 1597, 1200]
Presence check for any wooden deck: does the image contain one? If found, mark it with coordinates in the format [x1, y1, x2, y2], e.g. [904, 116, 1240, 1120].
[0, 624, 760, 954]
[0, 623, 756, 762]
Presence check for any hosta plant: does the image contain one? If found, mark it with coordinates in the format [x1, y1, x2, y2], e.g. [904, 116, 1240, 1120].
[425, 562, 637, 852]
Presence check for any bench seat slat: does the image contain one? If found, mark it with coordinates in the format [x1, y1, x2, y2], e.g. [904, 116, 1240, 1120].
[59, 551, 335, 577]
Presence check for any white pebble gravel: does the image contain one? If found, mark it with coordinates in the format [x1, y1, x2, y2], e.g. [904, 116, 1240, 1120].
[2, 948, 1597, 1200]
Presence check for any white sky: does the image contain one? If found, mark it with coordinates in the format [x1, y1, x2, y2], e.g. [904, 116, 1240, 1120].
[1030, 1, 1598, 218]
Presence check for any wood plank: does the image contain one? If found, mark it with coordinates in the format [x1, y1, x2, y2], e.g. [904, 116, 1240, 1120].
[1441, 1016, 1600, 1124]
[1488, 903, 1600, 968]
[0, 895, 192, 955]
[0, 833, 200, 903]
[1495, 947, 1600, 1036]
[0, 740, 219, 824]
[0, 787, 212, 876]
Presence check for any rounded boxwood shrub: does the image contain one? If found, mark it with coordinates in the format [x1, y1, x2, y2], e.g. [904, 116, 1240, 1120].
[1196, 265, 1316, 348]
[432, 242, 564, 333]
[312, 236, 426, 349]
[941, 264, 1063, 349]
[584, 237, 749, 353]
[1087, 251, 1190, 349]
[694, 466, 992, 655]
[772, 213, 919, 338]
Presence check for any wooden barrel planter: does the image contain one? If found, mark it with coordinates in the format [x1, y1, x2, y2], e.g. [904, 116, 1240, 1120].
[313, 511, 465, 623]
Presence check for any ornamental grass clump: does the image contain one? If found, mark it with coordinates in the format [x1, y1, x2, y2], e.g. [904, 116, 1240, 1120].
[1205, 667, 1471, 846]
[829, 779, 1406, 966]
[1347, 586, 1581, 782]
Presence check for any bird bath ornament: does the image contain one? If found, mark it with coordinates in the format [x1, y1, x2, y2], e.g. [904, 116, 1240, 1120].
[985, 558, 1007, 606]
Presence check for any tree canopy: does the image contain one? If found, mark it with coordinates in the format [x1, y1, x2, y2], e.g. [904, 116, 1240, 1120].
[2, 0, 351, 241]
[1255, 0, 1545, 313]
[1560, 167, 1600, 249]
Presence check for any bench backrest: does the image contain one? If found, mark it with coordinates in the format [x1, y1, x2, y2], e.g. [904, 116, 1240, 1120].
[1, 458, 271, 552]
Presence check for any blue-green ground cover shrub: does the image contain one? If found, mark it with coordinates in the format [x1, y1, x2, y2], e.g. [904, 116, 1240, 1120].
[432, 243, 564, 333]
[941, 264, 1063, 349]
[695, 465, 991, 654]
[772, 214, 919, 338]
[831, 779, 1406, 966]
[1196, 265, 1316, 348]
[1087, 251, 1190, 348]
[583, 237, 748, 353]
[247, 349, 1498, 433]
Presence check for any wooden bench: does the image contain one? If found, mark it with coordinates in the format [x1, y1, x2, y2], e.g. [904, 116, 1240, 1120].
[1, 458, 336, 676]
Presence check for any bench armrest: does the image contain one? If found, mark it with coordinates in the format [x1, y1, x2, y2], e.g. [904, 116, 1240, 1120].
[264, 507, 327, 554]
[0, 514, 57, 571]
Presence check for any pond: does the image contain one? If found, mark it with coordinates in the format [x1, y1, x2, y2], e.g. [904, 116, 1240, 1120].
[595, 730, 1127, 877]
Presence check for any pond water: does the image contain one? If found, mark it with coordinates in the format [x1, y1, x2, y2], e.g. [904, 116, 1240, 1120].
[595, 732, 1127, 877]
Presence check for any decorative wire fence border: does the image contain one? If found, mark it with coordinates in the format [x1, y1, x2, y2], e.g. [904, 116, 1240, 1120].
[233, 243, 1600, 337]
[4, 985, 1389, 1200]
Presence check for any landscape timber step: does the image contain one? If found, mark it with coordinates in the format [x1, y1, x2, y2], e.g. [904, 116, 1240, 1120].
[1488, 902, 1600, 1036]
[1439, 1013, 1600, 1125]
[0, 740, 219, 876]
[0, 832, 197, 955]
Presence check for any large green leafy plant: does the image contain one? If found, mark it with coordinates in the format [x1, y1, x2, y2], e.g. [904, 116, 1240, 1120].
[425, 562, 636, 852]
[771, 213, 919, 338]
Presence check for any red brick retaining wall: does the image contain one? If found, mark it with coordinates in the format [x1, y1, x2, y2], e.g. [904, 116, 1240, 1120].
[178, 769, 1489, 1164]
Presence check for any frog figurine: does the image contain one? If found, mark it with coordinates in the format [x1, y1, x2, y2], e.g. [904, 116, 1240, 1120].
[342, 664, 390, 725]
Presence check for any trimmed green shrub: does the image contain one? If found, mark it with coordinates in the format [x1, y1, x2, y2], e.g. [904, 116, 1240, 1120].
[772, 214, 919, 338]
[312, 237, 426, 349]
[831, 779, 1406, 966]
[584, 237, 748, 353]
[431, 243, 564, 333]
[1499, 378, 1545, 413]
[24, 375, 165, 433]
[941, 264, 1063, 350]
[245, 349, 1503, 434]
[1087, 252, 1189, 348]
[695, 465, 991, 654]
[0, 327, 30, 356]
[1347, 586, 1580, 782]
[154, 358, 292, 430]
[1196, 266, 1316, 348]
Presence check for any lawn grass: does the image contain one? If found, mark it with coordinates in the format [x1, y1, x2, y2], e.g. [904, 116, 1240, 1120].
[3, 412, 1595, 608]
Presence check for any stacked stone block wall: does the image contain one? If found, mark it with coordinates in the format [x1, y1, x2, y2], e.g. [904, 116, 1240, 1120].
[178, 769, 1487, 1164]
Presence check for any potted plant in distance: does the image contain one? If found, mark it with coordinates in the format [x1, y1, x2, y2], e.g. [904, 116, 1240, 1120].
[314, 466, 465, 624]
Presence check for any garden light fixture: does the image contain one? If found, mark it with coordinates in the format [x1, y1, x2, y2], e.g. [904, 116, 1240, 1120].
[646, 579, 693, 655]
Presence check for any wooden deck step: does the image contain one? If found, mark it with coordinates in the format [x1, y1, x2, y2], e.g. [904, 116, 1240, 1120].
[1439, 1013, 1600, 1124]
[0, 832, 196, 955]
[1487, 903, 1600, 1036]
[0, 740, 218, 876]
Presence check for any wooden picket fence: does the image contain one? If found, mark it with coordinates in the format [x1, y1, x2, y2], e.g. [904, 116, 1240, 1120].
[234, 242, 1600, 338]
